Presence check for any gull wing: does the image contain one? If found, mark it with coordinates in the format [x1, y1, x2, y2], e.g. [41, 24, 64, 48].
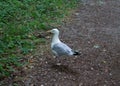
[52, 42, 73, 56]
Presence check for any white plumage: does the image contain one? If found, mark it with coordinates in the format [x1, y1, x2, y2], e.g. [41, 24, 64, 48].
[48, 28, 79, 57]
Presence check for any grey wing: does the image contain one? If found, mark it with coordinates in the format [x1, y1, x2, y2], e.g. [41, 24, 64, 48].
[52, 43, 73, 56]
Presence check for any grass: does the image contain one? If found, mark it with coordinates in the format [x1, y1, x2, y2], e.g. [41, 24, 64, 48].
[0, 0, 79, 78]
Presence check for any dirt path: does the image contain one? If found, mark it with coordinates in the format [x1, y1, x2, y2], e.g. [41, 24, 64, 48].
[1, 0, 120, 86]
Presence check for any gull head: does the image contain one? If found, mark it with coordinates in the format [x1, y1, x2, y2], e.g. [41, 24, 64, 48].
[51, 28, 59, 34]
[47, 28, 59, 34]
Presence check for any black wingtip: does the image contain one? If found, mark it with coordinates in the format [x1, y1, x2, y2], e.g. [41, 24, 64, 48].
[73, 51, 81, 55]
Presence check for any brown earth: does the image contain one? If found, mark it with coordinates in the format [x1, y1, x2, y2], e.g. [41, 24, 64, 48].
[1, 0, 120, 86]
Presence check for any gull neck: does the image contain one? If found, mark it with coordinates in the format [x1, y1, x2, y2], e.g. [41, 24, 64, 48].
[52, 32, 60, 44]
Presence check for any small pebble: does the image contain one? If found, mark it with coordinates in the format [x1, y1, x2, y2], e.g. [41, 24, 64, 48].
[109, 73, 112, 76]
[91, 67, 94, 70]
[93, 45, 100, 48]
[79, 83, 83, 86]
[75, 13, 79, 16]
[56, 63, 61, 65]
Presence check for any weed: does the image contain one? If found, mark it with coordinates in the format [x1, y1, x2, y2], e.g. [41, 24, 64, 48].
[0, 0, 79, 78]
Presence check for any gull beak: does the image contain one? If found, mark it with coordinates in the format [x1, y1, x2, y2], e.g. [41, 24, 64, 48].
[46, 30, 52, 37]
[46, 30, 52, 39]
[46, 30, 52, 33]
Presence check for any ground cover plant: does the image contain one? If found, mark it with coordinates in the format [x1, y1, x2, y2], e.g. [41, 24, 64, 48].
[0, 0, 78, 78]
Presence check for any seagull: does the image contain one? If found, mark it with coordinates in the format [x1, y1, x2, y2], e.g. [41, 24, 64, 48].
[47, 28, 80, 57]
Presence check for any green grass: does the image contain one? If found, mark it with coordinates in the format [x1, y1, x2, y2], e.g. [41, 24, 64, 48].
[0, 0, 79, 78]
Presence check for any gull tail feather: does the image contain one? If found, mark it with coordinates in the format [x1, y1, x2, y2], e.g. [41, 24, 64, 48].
[73, 51, 81, 55]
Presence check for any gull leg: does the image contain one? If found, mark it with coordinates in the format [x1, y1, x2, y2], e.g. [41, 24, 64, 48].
[53, 56, 57, 58]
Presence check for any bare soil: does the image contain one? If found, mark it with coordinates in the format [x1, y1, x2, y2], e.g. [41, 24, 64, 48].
[1, 0, 120, 86]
